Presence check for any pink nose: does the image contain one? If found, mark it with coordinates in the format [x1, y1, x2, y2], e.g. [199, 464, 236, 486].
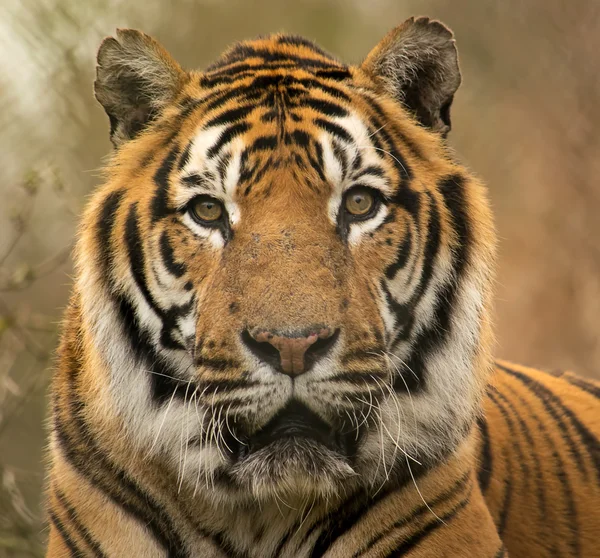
[248, 327, 337, 377]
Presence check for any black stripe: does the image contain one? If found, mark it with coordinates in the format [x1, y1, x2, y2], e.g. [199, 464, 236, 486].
[205, 105, 256, 128]
[384, 495, 471, 557]
[54, 377, 190, 556]
[309, 487, 397, 558]
[499, 364, 599, 483]
[327, 370, 388, 385]
[332, 140, 349, 180]
[361, 93, 425, 161]
[151, 145, 180, 222]
[178, 141, 192, 170]
[384, 227, 412, 280]
[438, 174, 471, 280]
[194, 356, 240, 372]
[182, 173, 211, 188]
[304, 97, 348, 118]
[306, 141, 326, 183]
[249, 135, 278, 152]
[96, 192, 186, 367]
[476, 415, 493, 493]
[126, 204, 162, 317]
[210, 46, 342, 70]
[55, 490, 107, 558]
[564, 373, 600, 399]
[372, 123, 411, 183]
[501, 379, 580, 556]
[487, 389, 530, 481]
[296, 77, 351, 102]
[49, 508, 84, 557]
[315, 68, 351, 81]
[314, 118, 353, 144]
[391, 194, 441, 390]
[96, 190, 126, 278]
[352, 165, 385, 180]
[125, 207, 187, 350]
[380, 282, 414, 350]
[115, 296, 189, 403]
[404, 192, 439, 305]
[289, 130, 311, 148]
[392, 177, 470, 389]
[159, 231, 186, 278]
[491, 386, 548, 518]
[275, 35, 335, 58]
[354, 472, 471, 556]
[207, 122, 251, 159]
[201, 86, 265, 114]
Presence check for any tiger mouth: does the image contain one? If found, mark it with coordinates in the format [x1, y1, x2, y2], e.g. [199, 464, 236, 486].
[229, 400, 358, 461]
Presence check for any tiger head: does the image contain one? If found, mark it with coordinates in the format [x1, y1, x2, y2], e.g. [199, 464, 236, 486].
[79, 17, 496, 505]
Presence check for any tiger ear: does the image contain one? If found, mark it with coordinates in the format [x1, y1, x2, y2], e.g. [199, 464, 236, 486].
[361, 17, 461, 137]
[94, 29, 188, 147]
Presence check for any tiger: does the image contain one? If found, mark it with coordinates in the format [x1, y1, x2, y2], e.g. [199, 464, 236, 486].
[45, 16, 600, 558]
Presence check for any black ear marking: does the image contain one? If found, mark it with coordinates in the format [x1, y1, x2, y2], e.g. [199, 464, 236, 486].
[94, 29, 188, 147]
[362, 17, 461, 137]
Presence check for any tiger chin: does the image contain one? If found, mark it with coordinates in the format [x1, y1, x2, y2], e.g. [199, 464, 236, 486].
[46, 15, 600, 558]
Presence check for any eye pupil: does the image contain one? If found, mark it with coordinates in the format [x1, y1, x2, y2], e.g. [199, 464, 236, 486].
[189, 196, 224, 223]
[345, 188, 375, 216]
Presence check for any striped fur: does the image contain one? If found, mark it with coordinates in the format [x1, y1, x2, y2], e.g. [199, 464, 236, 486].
[46, 17, 599, 557]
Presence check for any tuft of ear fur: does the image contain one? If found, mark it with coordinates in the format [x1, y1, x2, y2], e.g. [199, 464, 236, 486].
[94, 29, 187, 147]
[362, 17, 461, 137]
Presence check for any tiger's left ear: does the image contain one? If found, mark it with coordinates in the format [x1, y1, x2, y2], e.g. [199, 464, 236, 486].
[361, 17, 461, 137]
[94, 29, 188, 147]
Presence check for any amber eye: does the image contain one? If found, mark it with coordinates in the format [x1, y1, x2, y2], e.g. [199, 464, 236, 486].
[344, 187, 375, 217]
[188, 196, 224, 224]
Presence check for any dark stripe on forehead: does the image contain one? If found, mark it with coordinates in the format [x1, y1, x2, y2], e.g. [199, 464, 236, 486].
[315, 118, 353, 144]
[249, 135, 279, 152]
[208, 44, 343, 69]
[206, 122, 251, 159]
[205, 105, 256, 129]
[152, 145, 180, 222]
[178, 142, 192, 170]
[274, 34, 336, 58]
[304, 97, 349, 118]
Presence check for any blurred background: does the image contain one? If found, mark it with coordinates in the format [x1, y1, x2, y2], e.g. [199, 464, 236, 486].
[1, 0, 599, 554]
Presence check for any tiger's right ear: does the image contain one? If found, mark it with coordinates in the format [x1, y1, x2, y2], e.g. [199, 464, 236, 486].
[94, 29, 188, 147]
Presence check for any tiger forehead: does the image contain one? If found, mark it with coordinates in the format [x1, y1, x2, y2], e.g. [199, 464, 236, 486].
[202, 33, 349, 78]
[178, 105, 392, 202]
[170, 35, 403, 200]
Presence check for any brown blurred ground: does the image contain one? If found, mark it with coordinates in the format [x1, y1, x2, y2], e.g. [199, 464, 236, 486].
[0, 0, 599, 554]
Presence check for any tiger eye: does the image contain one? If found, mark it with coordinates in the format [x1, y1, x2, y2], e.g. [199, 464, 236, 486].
[190, 197, 223, 223]
[345, 188, 374, 216]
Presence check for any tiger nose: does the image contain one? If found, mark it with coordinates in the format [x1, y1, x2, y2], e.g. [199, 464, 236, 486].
[242, 327, 339, 377]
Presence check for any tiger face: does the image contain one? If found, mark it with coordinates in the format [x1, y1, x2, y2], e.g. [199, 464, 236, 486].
[83, 17, 496, 504]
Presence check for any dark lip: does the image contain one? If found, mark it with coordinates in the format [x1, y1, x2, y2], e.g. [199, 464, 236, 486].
[228, 400, 359, 462]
